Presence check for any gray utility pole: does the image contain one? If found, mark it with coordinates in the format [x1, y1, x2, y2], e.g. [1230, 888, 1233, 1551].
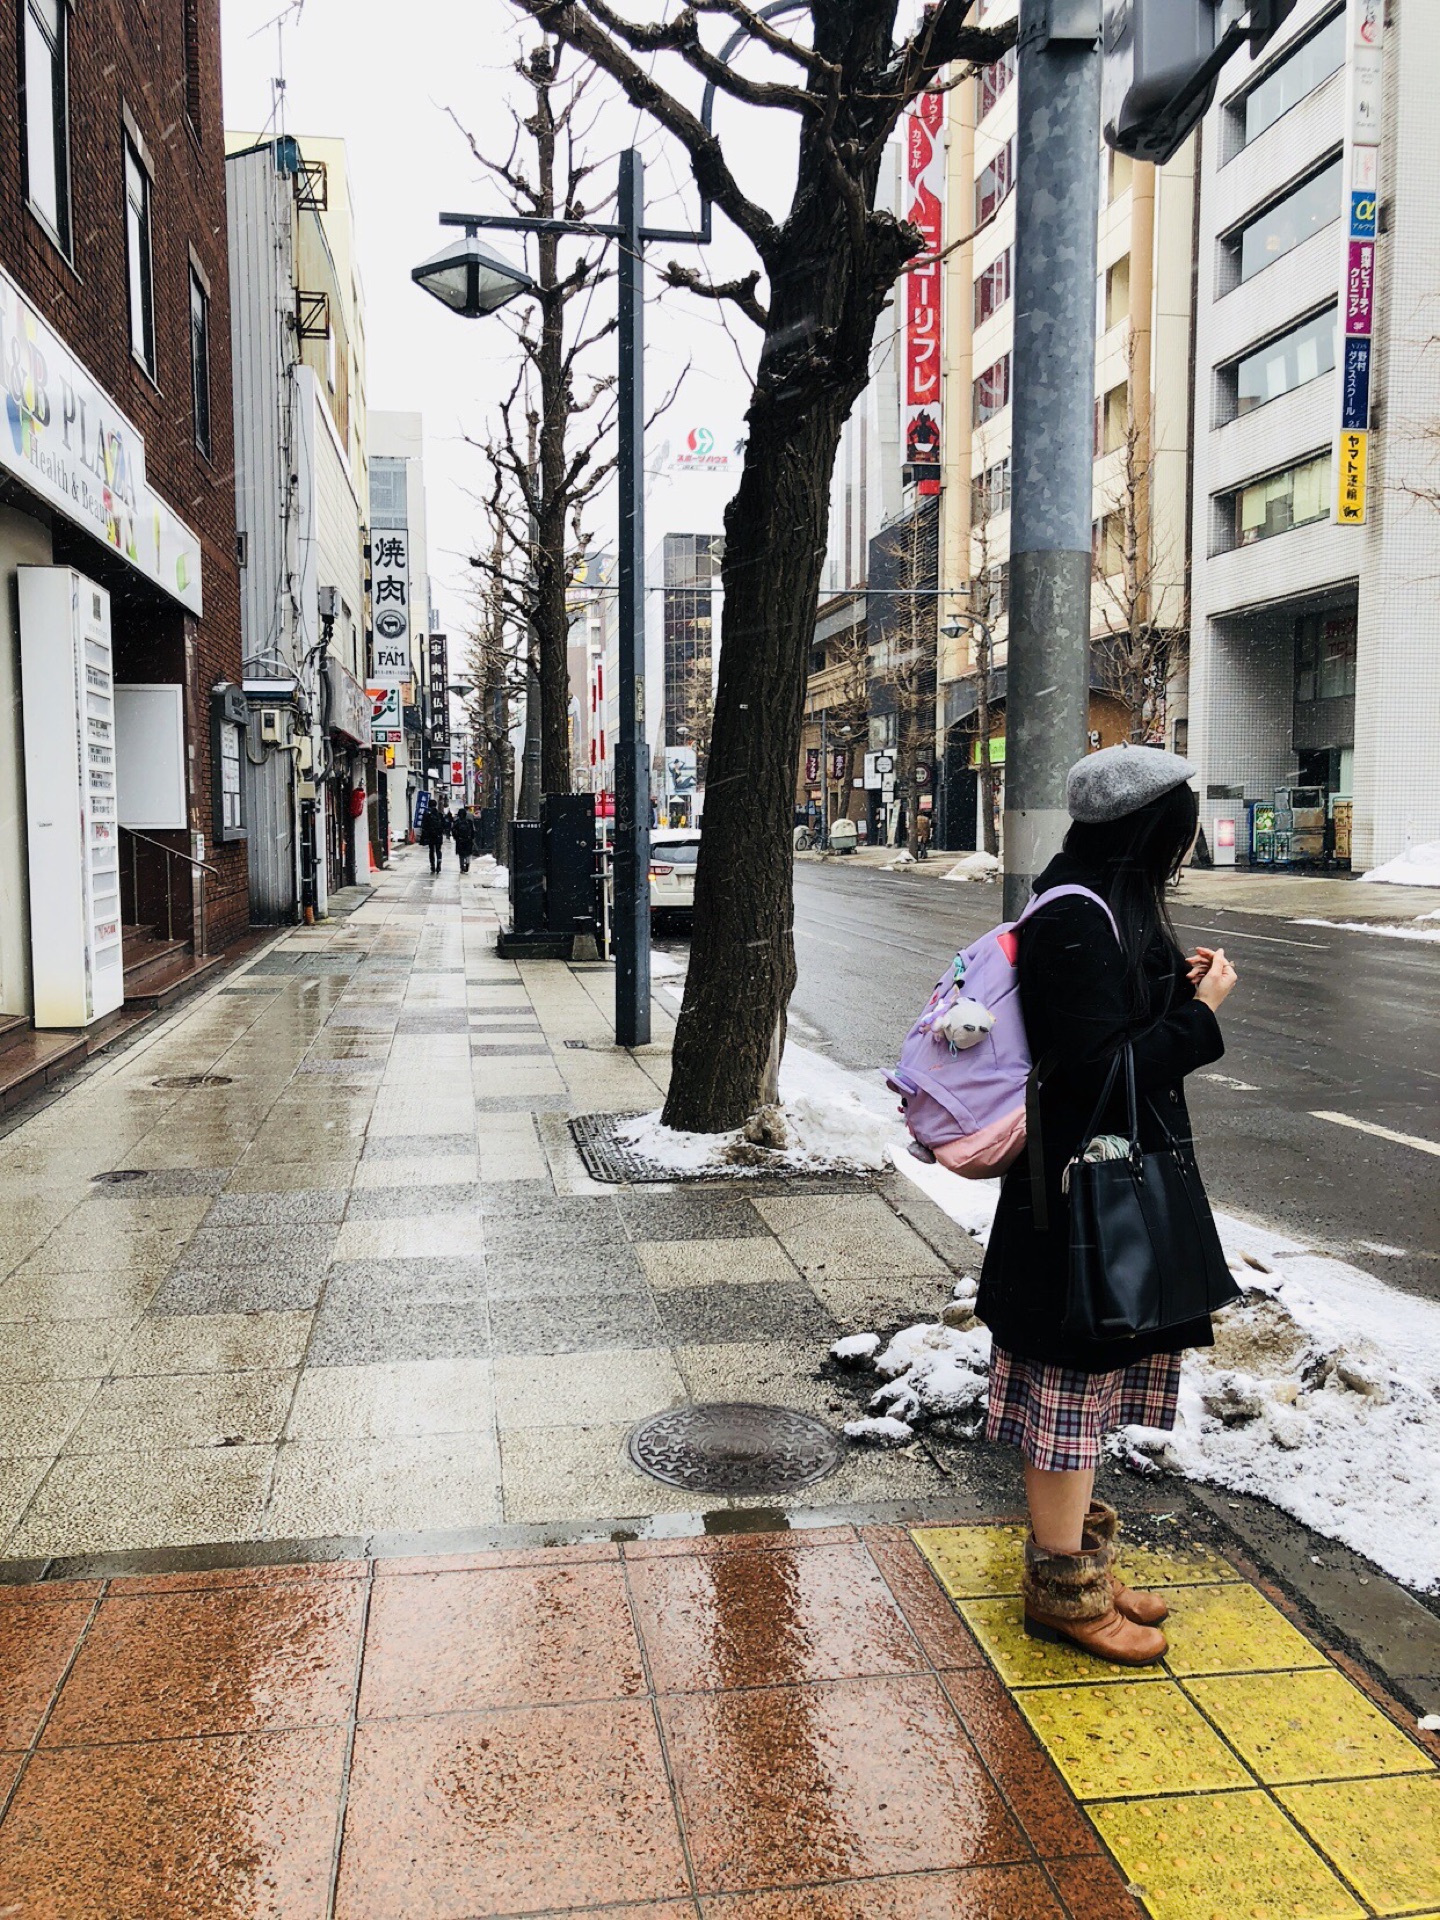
[1003, 0, 1102, 921]
[612, 151, 651, 1046]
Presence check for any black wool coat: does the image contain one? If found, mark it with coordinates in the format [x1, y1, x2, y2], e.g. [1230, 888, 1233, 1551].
[976, 852, 1227, 1373]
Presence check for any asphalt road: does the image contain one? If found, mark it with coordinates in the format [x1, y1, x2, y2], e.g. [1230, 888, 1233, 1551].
[660, 860, 1437, 1301]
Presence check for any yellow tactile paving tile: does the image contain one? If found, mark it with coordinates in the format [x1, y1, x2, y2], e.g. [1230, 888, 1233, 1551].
[913, 1522, 1241, 1603]
[1161, 1581, 1329, 1677]
[912, 1523, 1028, 1598]
[1091, 1790, 1363, 1920]
[1188, 1667, 1438, 1787]
[1015, 1680, 1251, 1800]
[1275, 1775, 1440, 1916]
[956, 1595, 1165, 1688]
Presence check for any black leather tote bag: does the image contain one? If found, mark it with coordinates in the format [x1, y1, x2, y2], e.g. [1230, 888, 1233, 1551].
[1060, 1046, 1240, 1344]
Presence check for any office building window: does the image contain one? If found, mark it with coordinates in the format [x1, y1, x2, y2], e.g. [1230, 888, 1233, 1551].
[22, 0, 70, 252]
[1229, 451, 1332, 547]
[974, 248, 1011, 327]
[1294, 609, 1356, 702]
[972, 354, 1011, 427]
[1107, 147, 1134, 204]
[125, 138, 156, 373]
[976, 48, 1015, 120]
[975, 139, 1014, 225]
[971, 457, 1011, 524]
[1105, 255, 1130, 330]
[1235, 9, 1345, 151]
[1225, 157, 1342, 288]
[1219, 306, 1338, 421]
[190, 270, 211, 455]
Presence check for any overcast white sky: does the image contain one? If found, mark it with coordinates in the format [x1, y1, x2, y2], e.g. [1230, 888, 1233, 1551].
[219, 0, 794, 630]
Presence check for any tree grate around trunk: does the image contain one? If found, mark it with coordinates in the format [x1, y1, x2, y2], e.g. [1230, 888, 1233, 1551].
[569, 1110, 858, 1185]
[627, 1403, 846, 1496]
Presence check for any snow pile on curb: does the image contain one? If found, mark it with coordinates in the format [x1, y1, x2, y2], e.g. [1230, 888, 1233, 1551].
[860, 1145, 1440, 1591]
[1360, 840, 1440, 887]
[615, 1043, 906, 1177]
[1294, 918, 1440, 945]
[943, 851, 1001, 883]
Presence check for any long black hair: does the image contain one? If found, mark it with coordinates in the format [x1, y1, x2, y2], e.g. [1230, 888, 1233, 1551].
[1062, 782, 1199, 1019]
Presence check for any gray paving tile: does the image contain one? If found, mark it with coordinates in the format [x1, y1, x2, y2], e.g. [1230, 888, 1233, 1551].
[615, 1192, 771, 1241]
[475, 1179, 560, 1215]
[307, 1298, 491, 1366]
[484, 1212, 630, 1262]
[344, 1183, 485, 1220]
[170, 1224, 338, 1271]
[203, 1190, 349, 1227]
[361, 1133, 477, 1159]
[396, 1011, 471, 1035]
[149, 1262, 328, 1316]
[321, 1258, 488, 1308]
[484, 1247, 646, 1298]
[487, 1291, 665, 1357]
[653, 1282, 840, 1347]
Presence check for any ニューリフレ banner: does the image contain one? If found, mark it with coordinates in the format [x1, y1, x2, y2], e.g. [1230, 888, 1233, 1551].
[903, 92, 945, 496]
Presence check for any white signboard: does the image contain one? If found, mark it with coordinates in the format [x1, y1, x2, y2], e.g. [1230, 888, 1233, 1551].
[18, 568, 125, 1026]
[367, 683, 401, 743]
[371, 529, 411, 680]
[864, 751, 896, 790]
[0, 267, 203, 615]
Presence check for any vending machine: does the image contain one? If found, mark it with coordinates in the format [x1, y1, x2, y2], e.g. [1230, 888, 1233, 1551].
[18, 568, 125, 1027]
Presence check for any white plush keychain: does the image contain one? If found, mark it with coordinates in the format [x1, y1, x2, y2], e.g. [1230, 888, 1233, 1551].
[933, 998, 995, 1050]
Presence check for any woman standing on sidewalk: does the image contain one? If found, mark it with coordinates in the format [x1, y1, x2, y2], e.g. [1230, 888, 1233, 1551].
[976, 747, 1238, 1665]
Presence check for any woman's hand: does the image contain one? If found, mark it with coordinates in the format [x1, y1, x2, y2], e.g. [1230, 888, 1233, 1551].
[1186, 945, 1215, 985]
[1194, 948, 1237, 1011]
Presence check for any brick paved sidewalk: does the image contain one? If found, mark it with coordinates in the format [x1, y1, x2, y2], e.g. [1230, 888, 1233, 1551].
[2, 1517, 1436, 1917]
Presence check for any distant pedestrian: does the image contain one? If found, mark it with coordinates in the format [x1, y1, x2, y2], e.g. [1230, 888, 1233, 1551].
[452, 806, 476, 874]
[977, 747, 1238, 1666]
[419, 801, 446, 874]
[915, 810, 932, 860]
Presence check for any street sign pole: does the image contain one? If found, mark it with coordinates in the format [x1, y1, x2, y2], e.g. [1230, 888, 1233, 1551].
[1003, 0, 1102, 919]
[613, 149, 652, 1048]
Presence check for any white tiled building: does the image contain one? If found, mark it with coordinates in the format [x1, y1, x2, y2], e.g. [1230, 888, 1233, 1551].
[1188, 0, 1440, 868]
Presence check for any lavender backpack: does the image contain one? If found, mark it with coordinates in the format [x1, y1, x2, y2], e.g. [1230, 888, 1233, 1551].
[887, 885, 1118, 1177]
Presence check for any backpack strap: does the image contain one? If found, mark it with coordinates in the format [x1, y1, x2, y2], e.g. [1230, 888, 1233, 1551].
[1018, 886, 1120, 1235]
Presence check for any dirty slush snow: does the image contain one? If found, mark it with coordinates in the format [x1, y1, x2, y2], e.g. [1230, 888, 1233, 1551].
[834, 1140, 1440, 1595]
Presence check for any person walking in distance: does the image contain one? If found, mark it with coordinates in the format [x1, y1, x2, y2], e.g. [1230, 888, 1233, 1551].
[452, 805, 476, 875]
[976, 747, 1238, 1665]
[419, 798, 446, 875]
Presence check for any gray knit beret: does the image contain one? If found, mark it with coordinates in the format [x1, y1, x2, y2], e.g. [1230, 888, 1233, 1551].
[1066, 744, 1197, 823]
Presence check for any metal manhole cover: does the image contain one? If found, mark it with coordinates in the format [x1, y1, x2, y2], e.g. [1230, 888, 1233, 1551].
[627, 1403, 846, 1495]
[92, 1169, 148, 1184]
[152, 1073, 234, 1090]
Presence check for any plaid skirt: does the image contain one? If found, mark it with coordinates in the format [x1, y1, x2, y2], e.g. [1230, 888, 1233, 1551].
[985, 1344, 1183, 1472]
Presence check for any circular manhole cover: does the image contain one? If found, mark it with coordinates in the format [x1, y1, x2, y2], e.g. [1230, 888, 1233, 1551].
[627, 1403, 846, 1496]
[92, 1169, 149, 1185]
[151, 1073, 234, 1090]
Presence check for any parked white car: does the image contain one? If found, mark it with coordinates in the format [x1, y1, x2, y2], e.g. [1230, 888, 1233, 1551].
[649, 828, 701, 916]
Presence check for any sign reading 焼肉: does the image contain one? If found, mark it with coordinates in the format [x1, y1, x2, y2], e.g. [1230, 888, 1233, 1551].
[1334, 0, 1383, 525]
[903, 91, 945, 496]
[371, 529, 411, 680]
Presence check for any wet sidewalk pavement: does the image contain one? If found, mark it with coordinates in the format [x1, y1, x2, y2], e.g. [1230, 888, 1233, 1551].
[2, 1517, 1437, 1916]
[2, 844, 1439, 1915]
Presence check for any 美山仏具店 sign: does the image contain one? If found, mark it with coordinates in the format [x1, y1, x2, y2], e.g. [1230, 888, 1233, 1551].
[903, 91, 945, 495]
[0, 265, 203, 614]
[371, 529, 411, 680]
[1337, 431, 1368, 524]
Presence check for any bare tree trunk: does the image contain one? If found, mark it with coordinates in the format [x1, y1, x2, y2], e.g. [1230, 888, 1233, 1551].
[663, 390, 852, 1132]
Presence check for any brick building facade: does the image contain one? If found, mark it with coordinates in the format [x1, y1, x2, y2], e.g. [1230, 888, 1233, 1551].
[0, 0, 248, 1035]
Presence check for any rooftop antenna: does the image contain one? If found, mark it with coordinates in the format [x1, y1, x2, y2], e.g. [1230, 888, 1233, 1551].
[250, 0, 306, 141]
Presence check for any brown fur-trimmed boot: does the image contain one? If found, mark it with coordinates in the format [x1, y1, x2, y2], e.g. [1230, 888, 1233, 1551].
[1086, 1501, 1169, 1626]
[1022, 1532, 1168, 1666]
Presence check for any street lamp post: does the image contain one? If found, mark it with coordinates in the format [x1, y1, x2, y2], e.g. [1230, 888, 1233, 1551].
[414, 152, 707, 1049]
[941, 608, 999, 857]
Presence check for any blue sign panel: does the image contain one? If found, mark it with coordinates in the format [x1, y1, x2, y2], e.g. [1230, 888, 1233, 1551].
[1350, 189, 1378, 239]
[1341, 337, 1372, 432]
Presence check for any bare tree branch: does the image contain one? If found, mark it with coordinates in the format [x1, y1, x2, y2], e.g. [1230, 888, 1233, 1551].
[661, 262, 768, 329]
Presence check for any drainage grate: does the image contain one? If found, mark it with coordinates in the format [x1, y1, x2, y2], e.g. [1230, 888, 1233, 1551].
[628, 1403, 846, 1496]
[151, 1073, 234, 1091]
[563, 1039, 589, 1050]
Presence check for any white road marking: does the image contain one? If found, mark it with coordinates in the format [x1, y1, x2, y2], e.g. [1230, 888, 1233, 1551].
[1173, 921, 1328, 950]
[1201, 1073, 1260, 1091]
[1310, 1111, 1440, 1158]
[1358, 1241, 1408, 1257]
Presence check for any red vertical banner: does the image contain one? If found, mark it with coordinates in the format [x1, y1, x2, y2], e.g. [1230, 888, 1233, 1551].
[904, 91, 945, 496]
